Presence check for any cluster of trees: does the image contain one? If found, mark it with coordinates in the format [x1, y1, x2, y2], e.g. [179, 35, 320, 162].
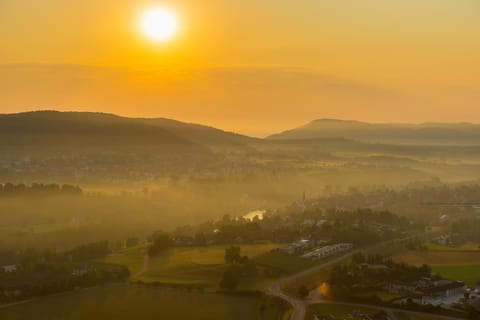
[330, 226, 382, 246]
[300, 183, 480, 222]
[0, 183, 82, 196]
[450, 219, 480, 244]
[329, 253, 432, 289]
[0, 240, 129, 303]
[168, 207, 416, 251]
[148, 232, 173, 256]
[126, 237, 139, 248]
[333, 209, 410, 227]
[276, 205, 419, 246]
[0, 241, 111, 273]
[68, 241, 110, 262]
[224, 246, 249, 264]
[220, 247, 257, 291]
[0, 263, 129, 303]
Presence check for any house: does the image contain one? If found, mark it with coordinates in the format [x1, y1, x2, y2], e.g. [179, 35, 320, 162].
[302, 219, 316, 226]
[417, 280, 466, 298]
[301, 243, 353, 260]
[72, 265, 91, 276]
[433, 234, 450, 246]
[316, 220, 329, 227]
[0, 251, 18, 273]
[1, 264, 17, 273]
[2, 289, 22, 298]
[388, 280, 421, 294]
[358, 263, 389, 271]
[280, 239, 311, 255]
[315, 239, 330, 246]
[439, 214, 450, 224]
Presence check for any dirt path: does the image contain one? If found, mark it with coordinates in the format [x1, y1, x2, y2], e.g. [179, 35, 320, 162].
[0, 300, 33, 309]
[131, 254, 149, 279]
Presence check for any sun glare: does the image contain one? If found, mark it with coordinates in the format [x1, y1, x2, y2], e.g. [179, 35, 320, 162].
[140, 8, 178, 42]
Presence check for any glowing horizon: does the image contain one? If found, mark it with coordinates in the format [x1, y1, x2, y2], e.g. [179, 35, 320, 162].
[1, 0, 479, 136]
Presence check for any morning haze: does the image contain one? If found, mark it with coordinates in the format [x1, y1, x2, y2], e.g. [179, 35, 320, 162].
[1, 1, 480, 320]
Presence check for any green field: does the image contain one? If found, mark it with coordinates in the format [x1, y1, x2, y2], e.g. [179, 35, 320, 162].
[139, 244, 282, 287]
[426, 243, 480, 252]
[394, 250, 480, 266]
[431, 265, 480, 286]
[97, 244, 148, 274]
[394, 248, 480, 285]
[0, 284, 259, 320]
[254, 250, 316, 273]
[306, 303, 380, 320]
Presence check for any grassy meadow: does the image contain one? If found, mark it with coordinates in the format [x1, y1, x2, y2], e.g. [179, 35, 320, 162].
[394, 247, 480, 285]
[254, 250, 317, 274]
[425, 243, 480, 252]
[431, 265, 480, 286]
[97, 244, 149, 275]
[137, 244, 282, 287]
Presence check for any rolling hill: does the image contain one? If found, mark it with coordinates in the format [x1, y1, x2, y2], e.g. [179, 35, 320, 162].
[0, 111, 255, 152]
[267, 119, 480, 145]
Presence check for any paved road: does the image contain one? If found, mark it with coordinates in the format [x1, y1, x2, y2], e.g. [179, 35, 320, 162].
[305, 299, 465, 320]
[267, 238, 406, 320]
[267, 245, 365, 320]
[266, 235, 465, 320]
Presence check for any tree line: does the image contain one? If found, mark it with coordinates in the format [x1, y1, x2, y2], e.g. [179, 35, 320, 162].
[0, 183, 82, 196]
[0, 240, 127, 303]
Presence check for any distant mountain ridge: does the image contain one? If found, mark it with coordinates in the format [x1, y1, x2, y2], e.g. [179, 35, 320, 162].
[267, 119, 480, 145]
[0, 111, 255, 151]
[2, 112, 480, 148]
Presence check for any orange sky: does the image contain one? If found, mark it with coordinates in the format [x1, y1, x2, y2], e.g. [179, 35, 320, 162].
[1, 0, 479, 136]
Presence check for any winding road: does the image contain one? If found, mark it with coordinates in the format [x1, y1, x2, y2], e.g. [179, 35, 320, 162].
[266, 236, 465, 320]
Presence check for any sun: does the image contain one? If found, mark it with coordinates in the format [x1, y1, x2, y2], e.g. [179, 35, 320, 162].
[140, 8, 179, 42]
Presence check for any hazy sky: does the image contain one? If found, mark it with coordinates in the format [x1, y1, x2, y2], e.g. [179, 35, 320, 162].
[1, 0, 479, 136]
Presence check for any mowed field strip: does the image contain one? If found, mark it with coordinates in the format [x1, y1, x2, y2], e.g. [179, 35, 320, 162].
[137, 243, 282, 286]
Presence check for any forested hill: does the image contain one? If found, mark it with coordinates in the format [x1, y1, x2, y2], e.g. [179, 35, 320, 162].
[141, 117, 257, 146]
[0, 111, 254, 152]
[267, 119, 480, 145]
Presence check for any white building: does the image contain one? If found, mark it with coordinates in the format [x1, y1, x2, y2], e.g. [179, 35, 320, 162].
[1, 265, 17, 273]
[301, 243, 353, 260]
[281, 239, 311, 255]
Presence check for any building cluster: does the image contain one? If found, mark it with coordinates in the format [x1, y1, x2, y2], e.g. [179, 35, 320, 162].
[301, 243, 353, 260]
[1, 264, 17, 273]
[390, 278, 466, 298]
[386, 277, 480, 309]
[433, 234, 451, 246]
[280, 239, 330, 255]
[0, 252, 18, 274]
